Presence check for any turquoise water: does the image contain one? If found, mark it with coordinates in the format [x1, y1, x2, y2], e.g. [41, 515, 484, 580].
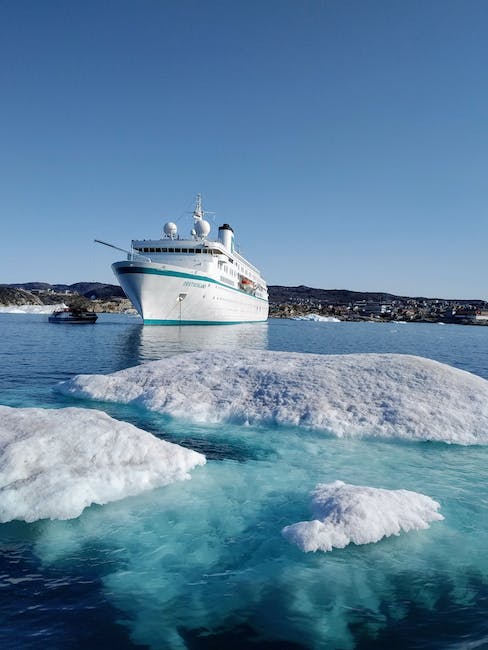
[1, 313, 488, 649]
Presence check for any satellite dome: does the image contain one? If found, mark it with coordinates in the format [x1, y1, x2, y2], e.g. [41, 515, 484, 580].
[195, 219, 211, 238]
[163, 222, 177, 238]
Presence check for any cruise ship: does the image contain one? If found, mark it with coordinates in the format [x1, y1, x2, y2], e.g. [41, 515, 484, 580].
[99, 196, 269, 325]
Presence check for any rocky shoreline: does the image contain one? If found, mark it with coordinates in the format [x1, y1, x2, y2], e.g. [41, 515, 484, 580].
[2, 283, 487, 325]
[0, 285, 135, 314]
[269, 307, 488, 325]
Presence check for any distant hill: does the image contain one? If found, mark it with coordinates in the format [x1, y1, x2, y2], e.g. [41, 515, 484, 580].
[0, 286, 43, 306]
[69, 282, 126, 299]
[268, 285, 483, 305]
[268, 285, 404, 304]
[7, 282, 125, 300]
[1, 282, 484, 308]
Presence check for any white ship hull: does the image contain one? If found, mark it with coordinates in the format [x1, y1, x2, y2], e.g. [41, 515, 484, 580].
[113, 260, 269, 325]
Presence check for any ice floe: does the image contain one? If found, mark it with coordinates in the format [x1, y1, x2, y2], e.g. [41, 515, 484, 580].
[0, 303, 67, 314]
[292, 314, 341, 322]
[57, 350, 488, 445]
[282, 480, 443, 552]
[0, 405, 205, 523]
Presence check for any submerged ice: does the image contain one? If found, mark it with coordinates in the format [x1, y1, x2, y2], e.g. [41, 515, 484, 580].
[0, 405, 205, 523]
[282, 480, 443, 552]
[58, 350, 488, 444]
[30, 430, 486, 650]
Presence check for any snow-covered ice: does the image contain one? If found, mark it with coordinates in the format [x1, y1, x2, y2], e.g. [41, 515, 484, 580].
[292, 314, 341, 322]
[57, 350, 488, 445]
[0, 405, 205, 523]
[282, 480, 443, 552]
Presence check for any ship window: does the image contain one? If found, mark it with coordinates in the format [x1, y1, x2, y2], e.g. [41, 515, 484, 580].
[162, 248, 168, 252]
[149, 248, 155, 253]
[174, 248, 181, 253]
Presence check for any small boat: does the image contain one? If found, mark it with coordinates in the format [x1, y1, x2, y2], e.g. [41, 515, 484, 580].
[48, 307, 98, 324]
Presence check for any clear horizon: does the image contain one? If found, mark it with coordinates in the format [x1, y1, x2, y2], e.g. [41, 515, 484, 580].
[1, 0, 487, 300]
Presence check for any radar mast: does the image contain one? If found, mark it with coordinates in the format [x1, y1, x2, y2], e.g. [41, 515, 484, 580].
[192, 194, 211, 239]
[193, 193, 203, 221]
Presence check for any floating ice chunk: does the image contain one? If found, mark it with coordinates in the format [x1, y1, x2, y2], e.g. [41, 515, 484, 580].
[57, 350, 488, 444]
[292, 314, 341, 322]
[282, 480, 443, 552]
[0, 405, 205, 523]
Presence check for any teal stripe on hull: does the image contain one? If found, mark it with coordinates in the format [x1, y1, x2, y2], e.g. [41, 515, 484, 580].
[115, 264, 268, 303]
[143, 319, 268, 326]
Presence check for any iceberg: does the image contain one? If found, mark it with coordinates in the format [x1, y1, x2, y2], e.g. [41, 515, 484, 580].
[0, 405, 205, 523]
[282, 480, 443, 552]
[57, 350, 488, 445]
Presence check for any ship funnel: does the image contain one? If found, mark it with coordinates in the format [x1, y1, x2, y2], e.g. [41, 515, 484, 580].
[218, 224, 234, 251]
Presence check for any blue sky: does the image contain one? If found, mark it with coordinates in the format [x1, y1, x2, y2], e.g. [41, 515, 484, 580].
[1, 0, 487, 298]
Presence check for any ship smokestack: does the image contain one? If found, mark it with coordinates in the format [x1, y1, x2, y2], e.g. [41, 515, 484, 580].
[218, 224, 234, 252]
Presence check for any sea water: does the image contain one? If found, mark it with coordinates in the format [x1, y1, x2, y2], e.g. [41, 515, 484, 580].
[1, 313, 488, 649]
